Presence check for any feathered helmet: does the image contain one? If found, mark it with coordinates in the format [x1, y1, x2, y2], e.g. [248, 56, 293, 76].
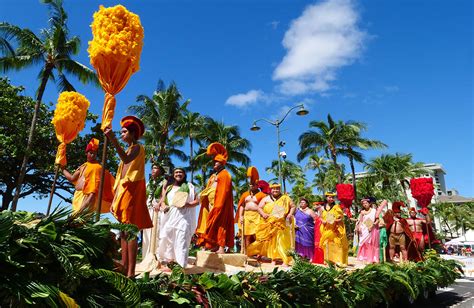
[247, 166, 259, 185]
[120, 115, 145, 139]
[409, 207, 417, 213]
[392, 201, 406, 213]
[206, 142, 228, 165]
[85, 138, 99, 153]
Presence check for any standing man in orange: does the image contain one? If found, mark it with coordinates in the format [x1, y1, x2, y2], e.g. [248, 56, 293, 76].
[62, 138, 115, 213]
[105, 116, 153, 278]
[196, 142, 234, 254]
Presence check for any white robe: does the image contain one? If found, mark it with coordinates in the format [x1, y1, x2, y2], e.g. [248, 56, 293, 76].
[142, 180, 168, 259]
[157, 183, 196, 267]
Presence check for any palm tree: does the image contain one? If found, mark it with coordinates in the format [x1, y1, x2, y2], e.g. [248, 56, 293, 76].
[311, 163, 345, 195]
[266, 159, 304, 193]
[128, 80, 189, 168]
[232, 166, 249, 207]
[1, 0, 98, 210]
[174, 111, 205, 183]
[298, 114, 362, 183]
[365, 153, 428, 201]
[339, 121, 387, 202]
[194, 118, 251, 178]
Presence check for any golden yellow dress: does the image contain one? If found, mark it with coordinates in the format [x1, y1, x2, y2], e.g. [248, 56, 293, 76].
[247, 195, 295, 264]
[111, 144, 152, 230]
[319, 204, 348, 265]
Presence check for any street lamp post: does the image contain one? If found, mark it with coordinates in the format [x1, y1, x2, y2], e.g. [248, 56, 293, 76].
[250, 104, 309, 187]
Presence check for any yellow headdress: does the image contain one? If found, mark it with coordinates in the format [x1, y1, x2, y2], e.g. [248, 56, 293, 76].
[325, 191, 336, 197]
[269, 182, 281, 189]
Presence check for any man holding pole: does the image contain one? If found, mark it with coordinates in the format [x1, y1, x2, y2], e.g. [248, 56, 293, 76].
[62, 138, 115, 213]
[105, 115, 152, 278]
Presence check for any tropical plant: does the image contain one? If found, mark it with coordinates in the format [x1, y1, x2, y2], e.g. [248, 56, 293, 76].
[0, 78, 117, 211]
[232, 166, 249, 205]
[0, 208, 140, 306]
[290, 176, 314, 204]
[312, 163, 346, 194]
[194, 117, 251, 180]
[128, 80, 190, 168]
[364, 153, 428, 201]
[174, 111, 205, 183]
[338, 121, 387, 202]
[432, 202, 474, 239]
[266, 159, 304, 193]
[298, 114, 359, 183]
[0, 0, 98, 211]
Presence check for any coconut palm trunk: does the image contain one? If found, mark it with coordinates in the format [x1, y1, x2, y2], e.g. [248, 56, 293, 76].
[11, 67, 51, 211]
[349, 156, 358, 214]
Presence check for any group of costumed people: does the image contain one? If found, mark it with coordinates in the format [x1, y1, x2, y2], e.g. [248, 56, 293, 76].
[289, 193, 438, 266]
[62, 115, 438, 277]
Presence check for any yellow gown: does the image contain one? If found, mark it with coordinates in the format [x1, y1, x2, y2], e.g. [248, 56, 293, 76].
[247, 194, 295, 264]
[319, 204, 349, 265]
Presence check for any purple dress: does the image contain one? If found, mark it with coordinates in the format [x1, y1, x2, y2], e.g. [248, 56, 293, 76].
[295, 208, 315, 259]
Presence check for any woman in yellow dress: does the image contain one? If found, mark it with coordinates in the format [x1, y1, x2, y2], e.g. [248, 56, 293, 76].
[319, 192, 349, 265]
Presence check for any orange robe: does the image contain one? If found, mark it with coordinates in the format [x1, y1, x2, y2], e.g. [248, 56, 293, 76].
[72, 161, 115, 213]
[196, 169, 234, 249]
[111, 144, 152, 230]
[235, 191, 267, 236]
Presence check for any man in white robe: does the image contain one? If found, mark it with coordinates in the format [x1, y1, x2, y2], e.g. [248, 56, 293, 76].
[158, 167, 198, 268]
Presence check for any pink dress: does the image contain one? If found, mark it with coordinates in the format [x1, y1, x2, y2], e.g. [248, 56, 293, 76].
[357, 208, 380, 263]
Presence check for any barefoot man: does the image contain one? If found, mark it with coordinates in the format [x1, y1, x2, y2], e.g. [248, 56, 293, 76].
[235, 166, 267, 254]
[196, 142, 234, 254]
[105, 116, 153, 277]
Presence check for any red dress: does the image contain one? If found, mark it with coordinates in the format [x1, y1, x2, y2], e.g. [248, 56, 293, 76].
[312, 215, 324, 264]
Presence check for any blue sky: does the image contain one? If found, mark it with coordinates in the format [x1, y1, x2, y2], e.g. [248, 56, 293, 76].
[1, 0, 472, 213]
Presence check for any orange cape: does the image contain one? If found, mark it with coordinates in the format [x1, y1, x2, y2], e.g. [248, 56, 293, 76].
[196, 169, 234, 249]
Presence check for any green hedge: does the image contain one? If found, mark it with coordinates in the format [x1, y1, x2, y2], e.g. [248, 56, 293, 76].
[0, 209, 463, 307]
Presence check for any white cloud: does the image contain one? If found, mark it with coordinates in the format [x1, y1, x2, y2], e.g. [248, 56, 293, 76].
[273, 0, 367, 95]
[225, 89, 265, 107]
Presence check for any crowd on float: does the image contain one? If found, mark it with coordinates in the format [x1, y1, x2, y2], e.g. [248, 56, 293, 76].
[62, 115, 438, 278]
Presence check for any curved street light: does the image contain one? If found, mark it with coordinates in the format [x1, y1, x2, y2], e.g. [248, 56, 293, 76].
[250, 104, 309, 188]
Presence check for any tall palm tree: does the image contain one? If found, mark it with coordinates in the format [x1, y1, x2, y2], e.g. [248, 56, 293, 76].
[174, 111, 205, 182]
[128, 80, 189, 168]
[297, 114, 361, 183]
[311, 163, 345, 194]
[194, 118, 251, 179]
[266, 159, 304, 193]
[1, 0, 98, 210]
[365, 153, 427, 201]
[232, 166, 249, 207]
[339, 121, 387, 202]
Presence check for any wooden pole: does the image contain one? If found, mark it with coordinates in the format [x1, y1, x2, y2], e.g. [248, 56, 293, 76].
[241, 206, 246, 255]
[96, 137, 108, 222]
[46, 165, 61, 215]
